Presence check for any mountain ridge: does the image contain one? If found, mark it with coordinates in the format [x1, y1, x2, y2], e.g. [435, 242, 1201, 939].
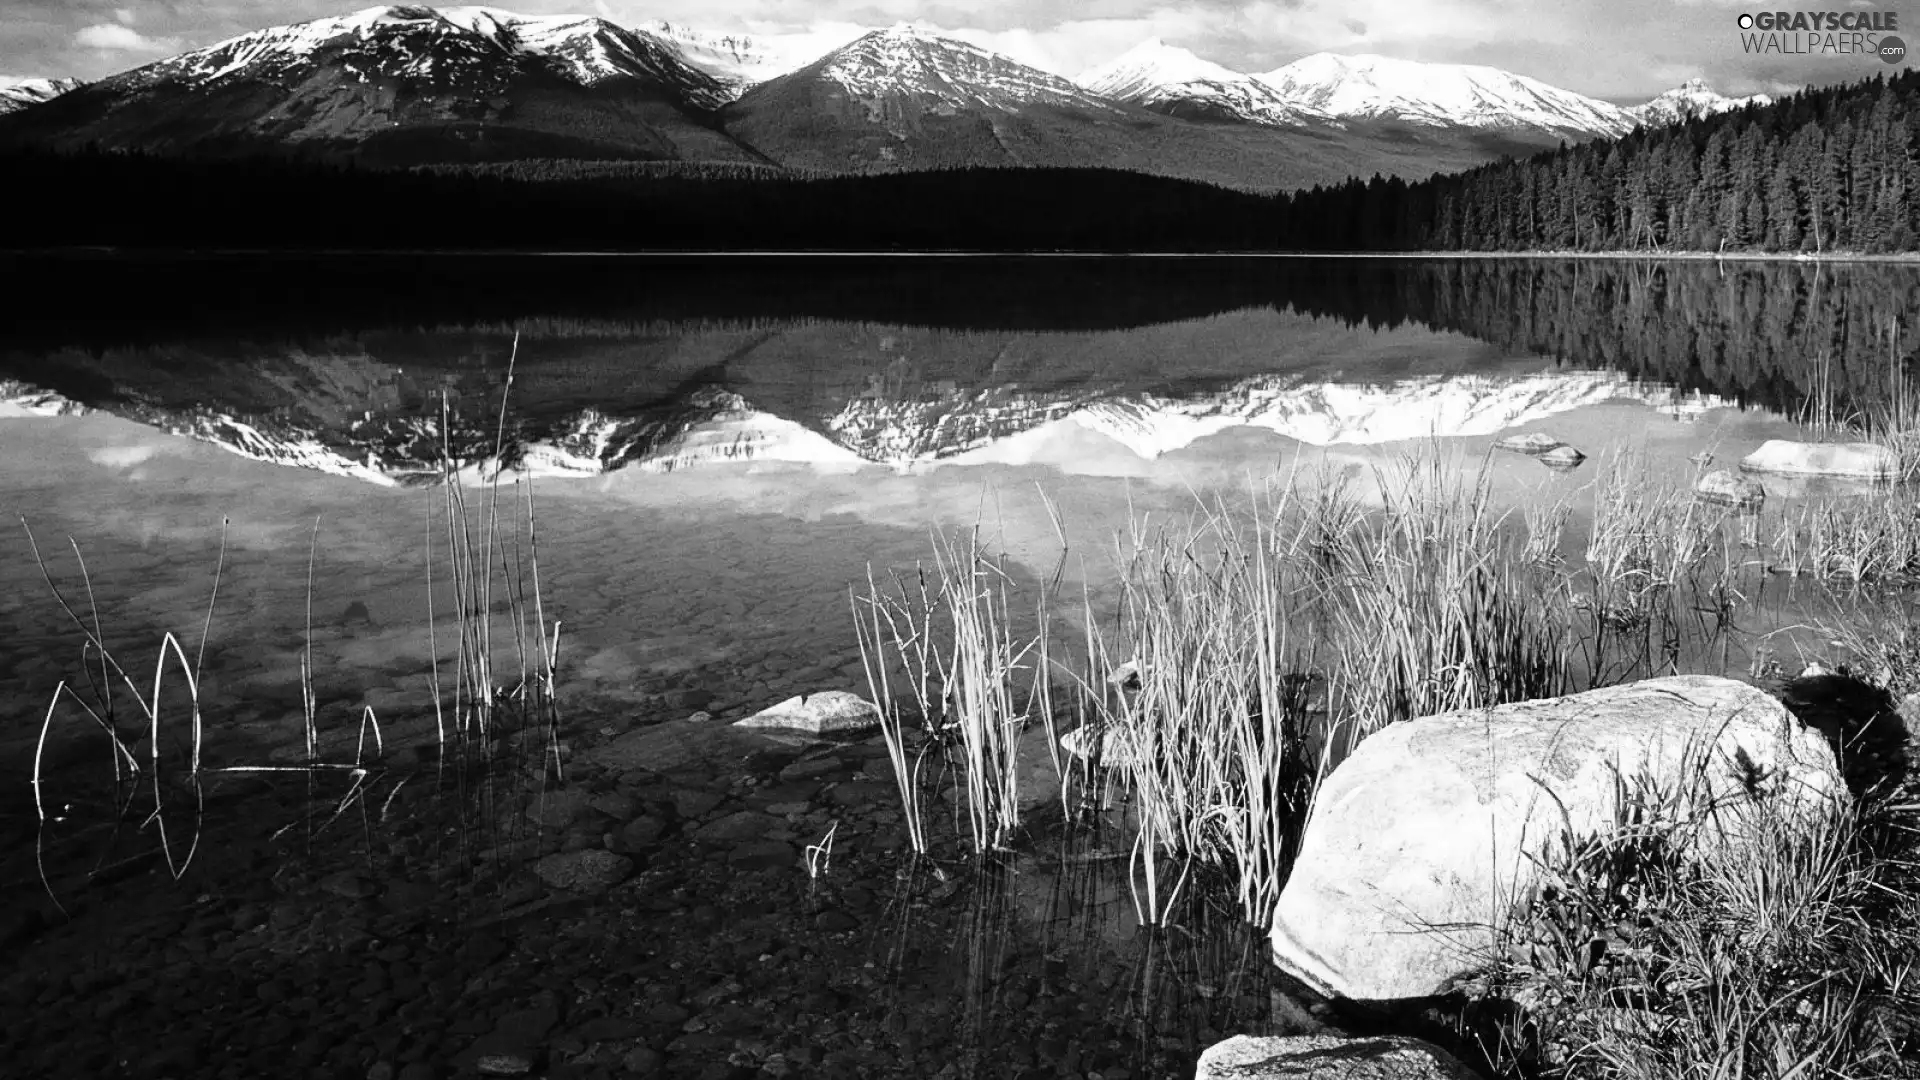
[0, 76, 82, 114]
[1075, 39, 1333, 128]
[1624, 77, 1773, 127]
[0, 5, 757, 165]
[0, 366, 1730, 484]
[0, 6, 1793, 188]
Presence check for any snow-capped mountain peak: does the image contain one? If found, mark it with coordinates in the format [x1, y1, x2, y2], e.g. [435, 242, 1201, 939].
[643, 20, 852, 97]
[1077, 39, 1243, 98]
[121, 5, 728, 107]
[1626, 78, 1772, 127]
[809, 26, 1122, 111]
[0, 75, 81, 114]
[1076, 38, 1332, 127]
[1257, 52, 1634, 137]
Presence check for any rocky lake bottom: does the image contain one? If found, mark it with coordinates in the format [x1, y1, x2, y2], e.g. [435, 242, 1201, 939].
[0, 697, 1303, 1080]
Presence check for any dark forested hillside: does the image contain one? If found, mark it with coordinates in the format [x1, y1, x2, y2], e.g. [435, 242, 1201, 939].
[10, 69, 1920, 253]
[2, 150, 1277, 251]
[1274, 70, 1920, 252]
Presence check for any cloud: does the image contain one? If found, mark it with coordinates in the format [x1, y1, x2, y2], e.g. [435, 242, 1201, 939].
[74, 23, 180, 53]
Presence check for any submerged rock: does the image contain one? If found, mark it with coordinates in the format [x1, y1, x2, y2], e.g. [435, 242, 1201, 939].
[1695, 469, 1766, 509]
[1538, 444, 1586, 471]
[1493, 431, 1585, 470]
[1197, 1034, 1477, 1080]
[1741, 439, 1901, 478]
[1269, 675, 1845, 1002]
[1492, 431, 1565, 455]
[733, 691, 880, 735]
[586, 716, 759, 772]
[532, 850, 633, 893]
[524, 788, 593, 829]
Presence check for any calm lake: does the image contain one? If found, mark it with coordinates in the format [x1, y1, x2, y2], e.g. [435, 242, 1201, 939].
[0, 252, 1914, 1079]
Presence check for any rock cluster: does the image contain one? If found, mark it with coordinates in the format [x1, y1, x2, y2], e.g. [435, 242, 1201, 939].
[1492, 431, 1586, 470]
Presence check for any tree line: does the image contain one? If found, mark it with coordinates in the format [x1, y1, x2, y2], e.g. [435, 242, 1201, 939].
[1260, 259, 1919, 420]
[8, 252, 1912, 427]
[1275, 70, 1920, 252]
[9, 67, 1920, 253]
[3, 149, 1274, 251]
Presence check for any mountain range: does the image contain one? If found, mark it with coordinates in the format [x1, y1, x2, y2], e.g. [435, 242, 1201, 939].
[0, 367, 1725, 484]
[0, 6, 1776, 189]
[0, 76, 81, 114]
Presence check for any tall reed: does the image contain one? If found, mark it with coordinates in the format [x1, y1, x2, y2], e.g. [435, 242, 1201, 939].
[24, 330, 563, 902]
[1323, 453, 1572, 754]
[850, 527, 1043, 856]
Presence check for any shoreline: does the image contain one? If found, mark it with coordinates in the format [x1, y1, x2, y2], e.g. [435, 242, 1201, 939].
[6, 246, 1920, 261]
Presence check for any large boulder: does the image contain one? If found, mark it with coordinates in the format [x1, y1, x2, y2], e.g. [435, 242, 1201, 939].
[1741, 439, 1900, 479]
[1269, 675, 1846, 1003]
[1197, 1035, 1478, 1080]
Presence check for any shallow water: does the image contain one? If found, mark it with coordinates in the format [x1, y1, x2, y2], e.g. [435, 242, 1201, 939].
[1, 253, 1916, 1077]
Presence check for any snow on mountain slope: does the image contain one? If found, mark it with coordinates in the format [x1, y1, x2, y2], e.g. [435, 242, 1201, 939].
[1078, 39, 1245, 101]
[635, 392, 867, 474]
[645, 20, 859, 98]
[401, 389, 864, 483]
[1257, 53, 1634, 138]
[179, 412, 400, 485]
[0, 379, 87, 416]
[1074, 372, 1721, 459]
[441, 7, 731, 105]
[3, 366, 1733, 484]
[2, 5, 756, 164]
[1626, 78, 1771, 128]
[810, 25, 1126, 113]
[129, 6, 487, 84]
[0, 76, 81, 114]
[121, 5, 728, 107]
[823, 369, 1729, 468]
[1077, 39, 1331, 127]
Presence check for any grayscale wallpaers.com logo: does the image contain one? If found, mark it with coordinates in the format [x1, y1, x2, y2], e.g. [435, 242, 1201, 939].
[1736, 10, 1907, 62]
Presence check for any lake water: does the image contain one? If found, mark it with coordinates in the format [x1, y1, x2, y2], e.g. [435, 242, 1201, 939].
[0, 253, 1915, 1079]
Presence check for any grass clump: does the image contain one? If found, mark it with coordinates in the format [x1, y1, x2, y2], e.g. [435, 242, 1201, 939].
[1474, 755, 1920, 1080]
[853, 452, 1587, 926]
[1771, 496, 1920, 586]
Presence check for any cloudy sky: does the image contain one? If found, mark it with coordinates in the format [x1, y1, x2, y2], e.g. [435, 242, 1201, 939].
[1, 0, 1890, 101]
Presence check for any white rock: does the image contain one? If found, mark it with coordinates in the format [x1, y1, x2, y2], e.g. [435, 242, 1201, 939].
[1269, 675, 1845, 1002]
[1197, 1034, 1479, 1080]
[1694, 469, 1766, 509]
[732, 690, 880, 735]
[1492, 431, 1564, 455]
[1740, 439, 1901, 479]
[1058, 723, 1139, 768]
[1107, 659, 1145, 690]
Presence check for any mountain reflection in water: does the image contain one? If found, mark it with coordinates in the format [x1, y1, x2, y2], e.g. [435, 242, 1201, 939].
[15, 254, 1906, 483]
